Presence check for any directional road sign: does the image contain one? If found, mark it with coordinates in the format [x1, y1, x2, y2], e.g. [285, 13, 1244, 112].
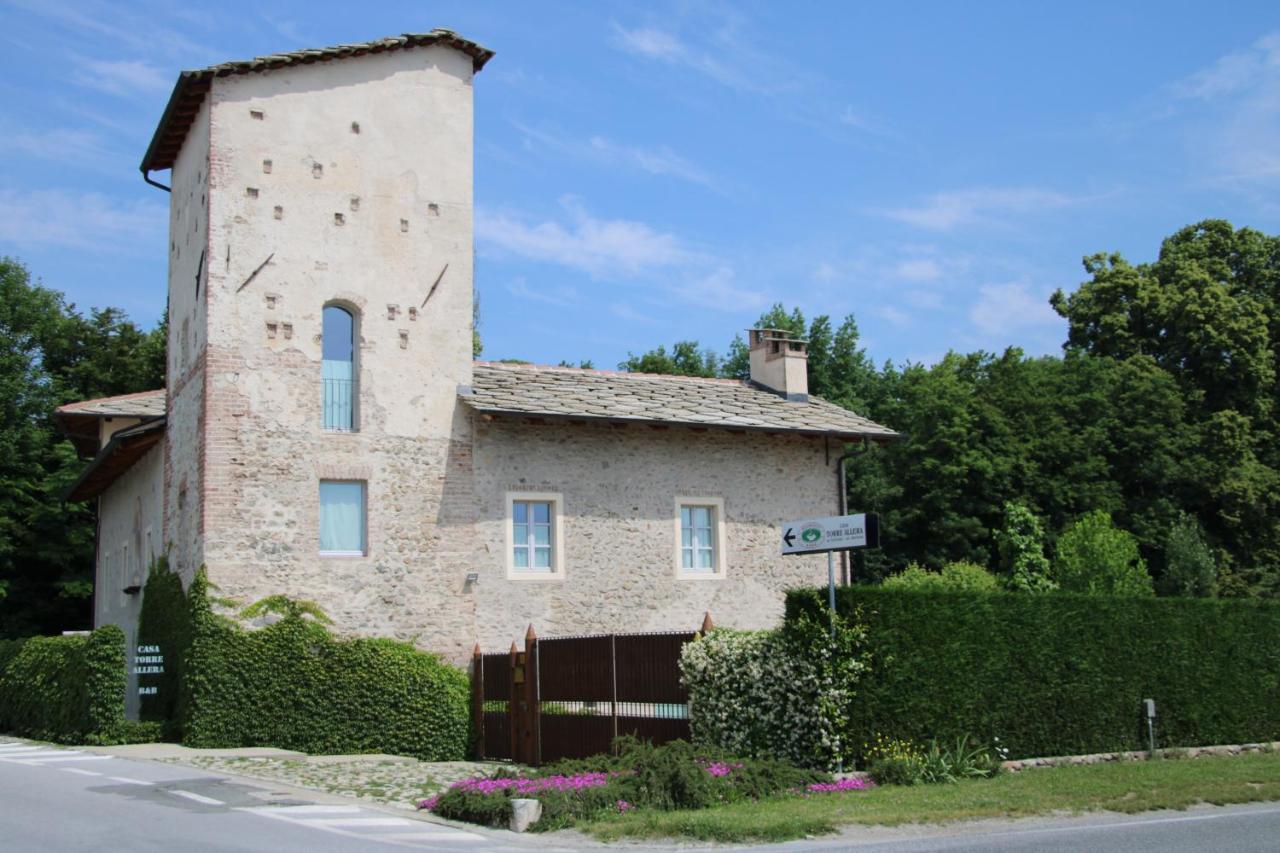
[781, 513, 880, 556]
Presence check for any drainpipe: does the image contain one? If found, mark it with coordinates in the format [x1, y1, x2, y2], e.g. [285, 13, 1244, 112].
[141, 169, 171, 193]
[836, 438, 871, 585]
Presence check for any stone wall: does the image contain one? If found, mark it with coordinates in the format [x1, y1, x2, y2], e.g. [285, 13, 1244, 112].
[96, 442, 164, 718]
[468, 418, 837, 652]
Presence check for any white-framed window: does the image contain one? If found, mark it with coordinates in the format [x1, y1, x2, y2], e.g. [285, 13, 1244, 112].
[505, 492, 564, 579]
[674, 497, 727, 579]
[320, 480, 366, 556]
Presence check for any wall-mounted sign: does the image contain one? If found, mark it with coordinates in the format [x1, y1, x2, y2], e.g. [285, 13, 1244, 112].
[781, 513, 881, 556]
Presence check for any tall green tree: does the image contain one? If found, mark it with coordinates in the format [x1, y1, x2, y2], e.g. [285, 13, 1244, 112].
[0, 257, 164, 636]
[1053, 510, 1154, 596]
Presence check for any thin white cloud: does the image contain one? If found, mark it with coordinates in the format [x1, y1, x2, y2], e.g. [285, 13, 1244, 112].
[611, 24, 770, 94]
[875, 306, 911, 328]
[893, 259, 942, 282]
[903, 289, 944, 310]
[680, 266, 769, 311]
[610, 301, 659, 325]
[884, 188, 1081, 231]
[1174, 32, 1280, 100]
[477, 196, 698, 279]
[505, 277, 578, 308]
[72, 58, 169, 96]
[0, 127, 117, 166]
[968, 281, 1060, 338]
[1168, 31, 1280, 186]
[0, 188, 166, 253]
[511, 121, 717, 189]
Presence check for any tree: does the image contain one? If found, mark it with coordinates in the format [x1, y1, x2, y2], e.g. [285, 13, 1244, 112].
[997, 502, 1056, 593]
[881, 560, 999, 592]
[0, 257, 164, 636]
[1053, 510, 1153, 596]
[1160, 513, 1217, 597]
[619, 341, 721, 377]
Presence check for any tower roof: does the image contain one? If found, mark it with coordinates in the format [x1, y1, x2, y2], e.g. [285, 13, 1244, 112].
[141, 29, 494, 174]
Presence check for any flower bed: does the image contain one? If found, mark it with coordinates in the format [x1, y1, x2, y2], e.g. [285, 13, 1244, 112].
[419, 738, 873, 831]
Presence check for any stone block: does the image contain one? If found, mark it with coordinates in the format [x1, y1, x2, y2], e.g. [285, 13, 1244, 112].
[509, 798, 541, 832]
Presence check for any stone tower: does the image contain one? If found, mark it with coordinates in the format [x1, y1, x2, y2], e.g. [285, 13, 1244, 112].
[144, 33, 492, 648]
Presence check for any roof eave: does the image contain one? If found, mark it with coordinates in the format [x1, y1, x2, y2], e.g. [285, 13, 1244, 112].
[463, 403, 898, 443]
[63, 419, 166, 502]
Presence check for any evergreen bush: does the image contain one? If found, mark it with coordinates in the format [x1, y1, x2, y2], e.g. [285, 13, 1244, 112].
[786, 587, 1280, 763]
[0, 625, 126, 743]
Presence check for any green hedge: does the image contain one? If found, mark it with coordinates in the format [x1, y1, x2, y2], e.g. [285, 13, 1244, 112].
[785, 587, 1280, 763]
[180, 571, 470, 760]
[0, 625, 126, 743]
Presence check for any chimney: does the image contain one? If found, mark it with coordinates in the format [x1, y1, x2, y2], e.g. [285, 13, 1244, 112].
[748, 328, 808, 401]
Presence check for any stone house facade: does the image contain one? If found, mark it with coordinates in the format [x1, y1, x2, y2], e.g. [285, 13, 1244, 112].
[56, 31, 895, 701]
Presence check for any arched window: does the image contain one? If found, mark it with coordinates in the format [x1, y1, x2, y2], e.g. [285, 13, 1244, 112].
[322, 305, 356, 431]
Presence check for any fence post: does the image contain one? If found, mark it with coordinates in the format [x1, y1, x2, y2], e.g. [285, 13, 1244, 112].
[471, 643, 484, 760]
[524, 624, 541, 767]
[508, 640, 520, 763]
[610, 634, 619, 746]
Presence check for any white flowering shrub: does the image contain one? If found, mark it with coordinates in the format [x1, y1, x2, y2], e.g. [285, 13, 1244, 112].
[679, 610, 869, 770]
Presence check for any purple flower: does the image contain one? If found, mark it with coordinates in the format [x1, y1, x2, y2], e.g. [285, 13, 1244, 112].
[417, 795, 440, 811]
[702, 760, 745, 777]
[616, 799, 633, 813]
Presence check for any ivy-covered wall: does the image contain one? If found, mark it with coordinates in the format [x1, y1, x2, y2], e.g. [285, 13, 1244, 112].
[786, 587, 1280, 762]
[178, 571, 470, 760]
[0, 625, 127, 744]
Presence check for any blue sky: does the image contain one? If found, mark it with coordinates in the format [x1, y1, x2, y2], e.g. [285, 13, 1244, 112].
[2, 1, 1279, 369]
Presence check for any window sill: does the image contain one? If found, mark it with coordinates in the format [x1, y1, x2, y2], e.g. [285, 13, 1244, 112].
[676, 570, 727, 581]
[506, 571, 566, 582]
[320, 551, 367, 559]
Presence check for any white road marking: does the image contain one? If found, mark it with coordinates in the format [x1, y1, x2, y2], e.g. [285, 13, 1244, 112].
[241, 805, 486, 847]
[0, 745, 43, 751]
[12, 754, 113, 763]
[108, 776, 154, 786]
[169, 790, 225, 806]
[249, 805, 363, 815]
[59, 768, 103, 777]
[303, 817, 417, 828]
[1, 750, 79, 759]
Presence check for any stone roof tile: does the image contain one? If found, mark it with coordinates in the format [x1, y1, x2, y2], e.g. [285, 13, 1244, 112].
[466, 363, 897, 440]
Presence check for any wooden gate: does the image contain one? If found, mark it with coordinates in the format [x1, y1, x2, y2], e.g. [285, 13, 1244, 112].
[472, 615, 710, 766]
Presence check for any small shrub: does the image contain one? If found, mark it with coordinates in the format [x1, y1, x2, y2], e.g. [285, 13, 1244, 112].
[1160, 514, 1217, 597]
[426, 737, 834, 830]
[920, 735, 1006, 783]
[864, 734, 925, 785]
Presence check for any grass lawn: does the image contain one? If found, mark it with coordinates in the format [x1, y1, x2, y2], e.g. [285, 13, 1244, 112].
[581, 752, 1280, 843]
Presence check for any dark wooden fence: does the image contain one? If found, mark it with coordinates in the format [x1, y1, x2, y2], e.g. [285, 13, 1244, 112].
[472, 615, 712, 766]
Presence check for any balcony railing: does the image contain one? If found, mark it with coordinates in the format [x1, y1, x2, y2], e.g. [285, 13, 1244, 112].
[323, 378, 356, 431]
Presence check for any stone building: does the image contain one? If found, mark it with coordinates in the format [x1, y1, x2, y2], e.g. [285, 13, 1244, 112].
[55, 30, 895, 704]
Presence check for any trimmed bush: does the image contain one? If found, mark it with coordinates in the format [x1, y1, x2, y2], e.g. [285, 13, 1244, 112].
[0, 625, 126, 743]
[786, 587, 1280, 764]
[180, 571, 469, 760]
[882, 561, 1000, 592]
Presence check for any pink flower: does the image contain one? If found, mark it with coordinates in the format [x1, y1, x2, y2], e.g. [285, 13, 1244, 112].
[417, 795, 440, 810]
[616, 799, 633, 813]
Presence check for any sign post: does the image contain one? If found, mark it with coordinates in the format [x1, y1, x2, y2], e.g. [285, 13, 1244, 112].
[781, 513, 881, 635]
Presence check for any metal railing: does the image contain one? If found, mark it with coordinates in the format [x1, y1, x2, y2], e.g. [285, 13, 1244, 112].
[322, 378, 356, 431]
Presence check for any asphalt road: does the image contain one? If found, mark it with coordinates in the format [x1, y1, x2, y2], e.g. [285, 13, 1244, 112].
[0, 740, 546, 853]
[3, 738, 1279, 852]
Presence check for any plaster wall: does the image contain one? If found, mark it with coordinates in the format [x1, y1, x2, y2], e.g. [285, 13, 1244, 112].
[95, 442, 163, 719]
[164, 94, 211, 583]
[468, 419, 836, 651]
[186, 45, 478, 653]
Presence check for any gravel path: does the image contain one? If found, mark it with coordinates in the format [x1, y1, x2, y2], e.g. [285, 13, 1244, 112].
[158, 754, 508, 811]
